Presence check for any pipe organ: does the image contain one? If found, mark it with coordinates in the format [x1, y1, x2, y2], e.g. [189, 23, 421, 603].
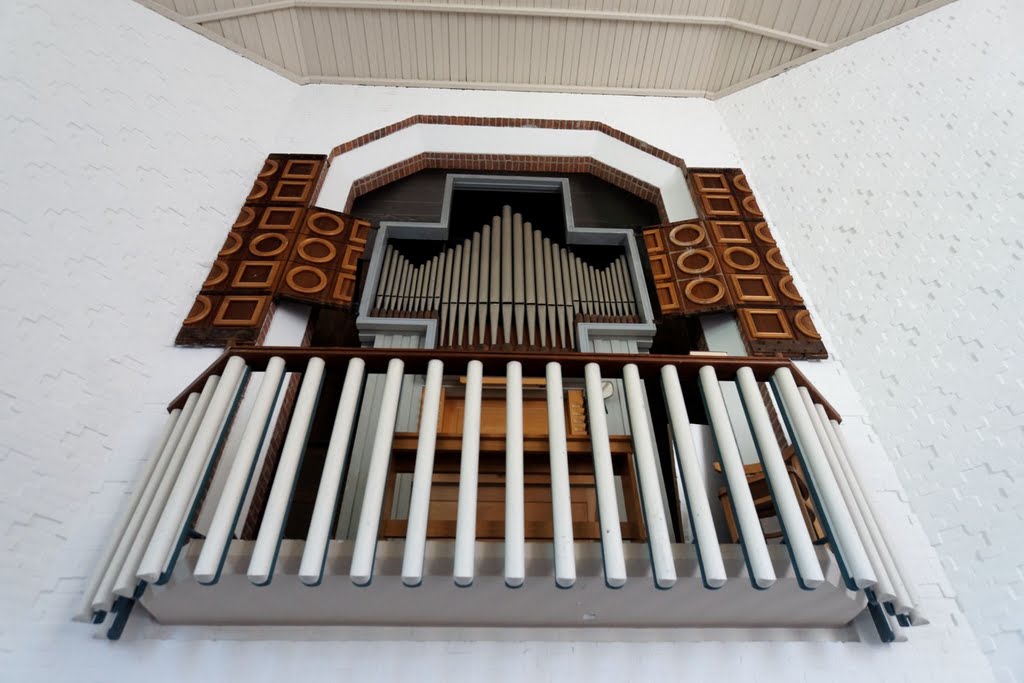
[371, 205, 639, 349]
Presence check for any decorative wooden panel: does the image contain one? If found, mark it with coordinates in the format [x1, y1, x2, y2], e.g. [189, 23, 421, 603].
[177, 153, 371, 347]
[641, 221, 733, 317]
[635, 167, 828, 359]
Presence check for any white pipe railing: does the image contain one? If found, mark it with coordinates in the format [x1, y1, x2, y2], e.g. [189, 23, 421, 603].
[700, 366, 776, 589]
[504, 361, 526, 587]
[661, 365, 726, 588]
[77, 405, 182, 619]
[349, 358, 405, 586]
[772, 368, 876, 590]
[400, 359, 443, 587]
[799, 393, 894, 604]
[81, 351, 916, 641]
[453, 360, 483, 586]
[623, 364, 676, 588]
[735, 368, 824, 589]
[831, 420, 925, 624]
[583, 363, 627, 587]
[546, 361, 576, 588]
[194, 357, 286, 585]
[138, 357, 247, 584]
[247, 358, 325, 585]
[300, 358, 366, 586]
[111, 381, 217, 598]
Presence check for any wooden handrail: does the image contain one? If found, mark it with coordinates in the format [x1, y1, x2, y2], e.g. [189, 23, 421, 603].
[168, 346, 842, 421]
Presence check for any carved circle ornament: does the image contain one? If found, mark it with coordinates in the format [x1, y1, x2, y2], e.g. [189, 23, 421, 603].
[733, 173, 752, 194]
[676, 249, 716, 275]
[247, 180, 270, 202]
[184, 295, 213, 325]
[204, 260, 229, 288]
[742, 195, 763, 217]
[286, 266, 328, 294]
[765, 247, 788, 272]
[259, 159, 280, 178]
[307, 211, 346, 236]
[754, 221, 774, 244]
[219, 232, 243, 258]
[684, 278, 726, 305]
[233, 206, 256, 229]
[297, 237, 337, 263]
[779, 275, 803, 303]
[795, 310, 821, 339]
[668, 223, 706, 248]
[722, 246, 761, 271]
[249, 233, 290, 258]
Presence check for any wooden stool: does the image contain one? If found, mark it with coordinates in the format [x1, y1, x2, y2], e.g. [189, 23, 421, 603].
[714, 446, 827, 545]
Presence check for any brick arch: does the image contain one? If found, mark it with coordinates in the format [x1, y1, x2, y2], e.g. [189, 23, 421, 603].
[343, 152, 669, 223]
[329, 115, 689, 170]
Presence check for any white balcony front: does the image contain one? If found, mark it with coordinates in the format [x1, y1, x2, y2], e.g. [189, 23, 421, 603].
[77, 348, 918, 640]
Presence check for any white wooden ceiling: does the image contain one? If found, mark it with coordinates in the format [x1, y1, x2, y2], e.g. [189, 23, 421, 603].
[138, 0, 955, 98]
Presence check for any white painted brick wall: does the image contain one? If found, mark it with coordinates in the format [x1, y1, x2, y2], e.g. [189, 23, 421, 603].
[0, 0, 1001, 680]
[717, 0, 1024, 680]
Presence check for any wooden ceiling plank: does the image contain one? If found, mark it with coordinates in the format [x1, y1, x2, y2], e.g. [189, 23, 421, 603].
[274, 8, 306, 74]
[806, 0, 835, 43]
[636, 19, 661, 89]
[313, 9, 340, 78]
[356, 10, 382, 78]
[253, 10, 285, 65]
[205, 1, 245, 45]
[431, 13, 449, 82]
[296, 8, 324, 76]
[232, 3, 268, 55]
[675, 20, 701, 91]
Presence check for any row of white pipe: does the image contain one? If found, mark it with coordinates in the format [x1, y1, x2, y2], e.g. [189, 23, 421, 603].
[79, 356, 917, 626]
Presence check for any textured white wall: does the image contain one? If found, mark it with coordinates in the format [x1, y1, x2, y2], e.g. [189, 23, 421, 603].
[0, 0, 1001, 680]
[717, 0, 1024, 680]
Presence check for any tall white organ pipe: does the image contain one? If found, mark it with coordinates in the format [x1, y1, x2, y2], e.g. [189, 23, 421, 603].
[490, 215, 501, 345]
[505, 361, 526, 587]
[735, 367, 824, 588]
[512, 213, 525, 345]
[138, 357, 247, 584]
[545, 362, 576, 587]
[699, 366, 776, 588]
[467, 232, 481, 345]
[542, 238, 557, 347]
[350, 359, 406, 585]
[771, 367, 876, 589]
[112, 381, 217, 597]
[583, 363, 627, 587]
[832, 421, 923, 622]
[399, 359, 444, 586]
[501, 206, 514, 343]
[453, 360, 483, 586]
[247, 358, 325, 585]
[457, 238, 471, 346]
[798, 391, 894, 602]
[815, 405, 903, 606]
[194, 357, 287, 584]
[523, 223, 537, 346]
[81, 405, 183, 617]
[533, 231, 548, 346]
[660, 365, 726, 588]
[622, 364, 677, 588]
[300, 358, 367, 586]
[477, 225, 491, 344]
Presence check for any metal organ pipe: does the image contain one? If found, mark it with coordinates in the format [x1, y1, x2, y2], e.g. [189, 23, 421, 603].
[371, 206, 640, 350]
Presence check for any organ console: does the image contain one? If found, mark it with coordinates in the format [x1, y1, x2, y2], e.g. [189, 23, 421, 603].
[371, 205, 639, 350]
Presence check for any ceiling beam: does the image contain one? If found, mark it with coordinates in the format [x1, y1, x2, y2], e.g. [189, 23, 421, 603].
[188, 0, 829, 50]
